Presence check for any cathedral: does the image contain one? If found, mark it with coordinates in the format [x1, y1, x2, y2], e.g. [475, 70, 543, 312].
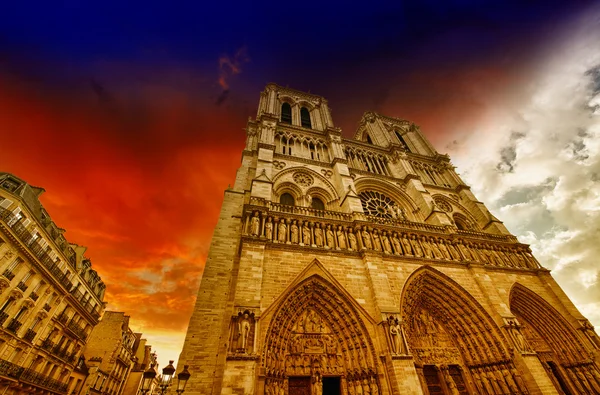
[176, 84, 600, 395]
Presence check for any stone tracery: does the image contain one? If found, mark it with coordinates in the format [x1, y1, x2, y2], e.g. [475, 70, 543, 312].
[262, 275, 380, 394]
[510, 283, 600, 394]
[402, 267, 529, 394]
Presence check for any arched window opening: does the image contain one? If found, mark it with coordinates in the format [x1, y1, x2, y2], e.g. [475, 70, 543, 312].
[281, 103, 292, 124]
[311, 197, 325, 211]
[453, 214, 471, 231]
[366, 134, 373, 144]
[280, 193, 295, 206]
[281, 137, 287, 154]
[395, 131, 410, 152]
[300, 107, 312, 128]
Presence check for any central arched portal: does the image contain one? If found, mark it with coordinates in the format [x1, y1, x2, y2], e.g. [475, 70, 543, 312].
[401, 267, 528, 395]
[262, 275, 380, 395]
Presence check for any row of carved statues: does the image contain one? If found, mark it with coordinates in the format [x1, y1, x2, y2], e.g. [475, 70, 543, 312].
[244, 212, 539, 269]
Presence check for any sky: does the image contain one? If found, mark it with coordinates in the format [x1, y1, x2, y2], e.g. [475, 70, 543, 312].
[1, 0, 599, 369]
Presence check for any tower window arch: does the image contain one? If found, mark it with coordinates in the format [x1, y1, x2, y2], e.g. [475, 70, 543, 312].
[311, 197, 325, 211]
[395, 131, 410, 152]
[366, 133, 373, 145]
[300, 107, 312, 128]
[280, 193, 295, 206]
[281, 103, 292, 124]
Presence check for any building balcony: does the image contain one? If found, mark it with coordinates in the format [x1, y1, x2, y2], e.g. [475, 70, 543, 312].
[16, 281, 28, 292]
[43, 303, 52, 312]
[29, 291, 39, 301]
[6, 319, 22, 333]
[41, 338, 54, 351]
[57, 312, 69, 325]
[0, 358, 24, 379]
[0, 311, 8, 326]
[23, 329, 37, 342]
[66, 320, 88, 341]
[2, 270, 15, 281]
[20, 367, 69, 393]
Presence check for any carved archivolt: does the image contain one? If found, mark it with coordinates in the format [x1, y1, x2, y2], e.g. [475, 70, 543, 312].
[510, 283, 600, 394]
[401, 267, 529, 394]
[262, 275, 380, 392]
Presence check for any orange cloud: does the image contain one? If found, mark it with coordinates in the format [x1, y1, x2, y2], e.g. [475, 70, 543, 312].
[218, 46, 250, 90]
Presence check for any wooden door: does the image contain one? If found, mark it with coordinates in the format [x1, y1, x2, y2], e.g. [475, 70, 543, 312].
[289, 377, 312, 395]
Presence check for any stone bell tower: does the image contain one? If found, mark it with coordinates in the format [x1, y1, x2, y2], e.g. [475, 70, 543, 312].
[176, 84, 600, 395]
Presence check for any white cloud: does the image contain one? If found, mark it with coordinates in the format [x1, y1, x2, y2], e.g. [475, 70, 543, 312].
[444, 5, 600, 328]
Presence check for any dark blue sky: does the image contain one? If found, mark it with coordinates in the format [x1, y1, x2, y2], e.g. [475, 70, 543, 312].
[0, 0, 593, 135]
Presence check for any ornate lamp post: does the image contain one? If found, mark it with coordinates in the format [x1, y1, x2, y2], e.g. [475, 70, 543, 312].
[175, 365, 191, 394]
[158, 360, 176, 395]
[139, 363, 157, 395]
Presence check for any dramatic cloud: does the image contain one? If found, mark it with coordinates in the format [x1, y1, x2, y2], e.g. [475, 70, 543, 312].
[444, 6, 600, 327]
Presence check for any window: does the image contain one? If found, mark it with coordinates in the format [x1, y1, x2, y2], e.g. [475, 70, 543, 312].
[280, 193, 295, 206]
[366, 134, 373, 145]
[300, 107, 311, 128]
[311, 198, 325, 211]
[281, 103, 292, 124]
[395, 131, 410, 152]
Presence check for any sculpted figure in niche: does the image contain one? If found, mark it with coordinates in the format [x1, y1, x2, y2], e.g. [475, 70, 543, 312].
[361, 226, 373, 249]
[443, 370, 460, 395]
[420, 236, 433, 258]
[337, 226, 347, 249]
[447, 241, 460, 260]
[326, 225, 335, 249]
[363, 379, 371, 395]
[237, 313, 252, 352]
[429, 237, 443, 259]
[370, 377, 379, 395]
[438, 238, 452, 260]
[388, 317, 402, 354]
[348, 380, 356, 395]
[381, 231, 392, 254]
[250, 212, 260, 236]
[410, 235, 423, 257]
[265, 217, 273, 240]
[355, 379, 363, 395]
[290, 220, 299, 243]
[302, 222, 311, 245]
[372, 229, 382, 251]
[402, 234, 413, 255]
[278, 219, 287, 243]
[391, 232, 402, 254]
[315, 223, 324, 247]
[348, 228, 358, 250]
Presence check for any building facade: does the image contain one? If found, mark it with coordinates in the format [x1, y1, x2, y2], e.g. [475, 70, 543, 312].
[176, 84, 600, 394]
[79, 311, 138, 395]
[121, 334, 156, 395]
[0, 173, 106, 395]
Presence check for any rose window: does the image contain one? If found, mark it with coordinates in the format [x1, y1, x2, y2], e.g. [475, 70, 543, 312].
[359, 191, 398, 219]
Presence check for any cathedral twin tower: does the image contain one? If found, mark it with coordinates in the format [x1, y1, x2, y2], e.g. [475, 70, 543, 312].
[176, 84, 600, 395]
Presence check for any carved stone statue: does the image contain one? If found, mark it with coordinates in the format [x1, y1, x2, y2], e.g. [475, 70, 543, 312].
[411, 235, 423, 257]
[348, 229, 358, 250]
[381, 231, 392, 254]
[337, 226, 347, 249]
[402, 234, 413, 255]
[302, 223, 311, 245]
[420, 236, 433, 258]
[290, 220, 299, 243]
[326, 225, 335, 248]
[237, 313, 251, 352]
[250, 212, 260, 236]
[315, 223, 324, 247]
[391, 232, 402, 255]
[372, 229, 382, 251]
[278, 219, 287, 243]
[265, 217, 273, 240]
[361, 227, 373, 249]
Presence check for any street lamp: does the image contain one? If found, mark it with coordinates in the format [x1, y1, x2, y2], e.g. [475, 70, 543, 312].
[139, 363, 157, 395]
[158, 360, 176, 395]
[175, 365, 191, 394]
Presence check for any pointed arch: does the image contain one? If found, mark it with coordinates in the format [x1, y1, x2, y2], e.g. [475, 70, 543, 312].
[510, 283, 590, 364]
[401, 266, 510, 365]
[261, 266, 380, 393]
[509, 283, 600, 394]
[354, 177, 422, 221]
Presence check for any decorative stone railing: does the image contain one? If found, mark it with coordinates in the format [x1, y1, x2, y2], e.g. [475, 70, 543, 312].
[241, 206, 540, 270]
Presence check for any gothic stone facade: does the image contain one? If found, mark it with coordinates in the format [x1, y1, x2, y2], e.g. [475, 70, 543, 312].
[176, 84, 600, 395]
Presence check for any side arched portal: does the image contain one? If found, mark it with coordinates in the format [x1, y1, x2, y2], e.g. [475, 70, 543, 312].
[401, 267, 528, 395]
[262, 275, 380, 395]
[510, 283, 600, 394]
